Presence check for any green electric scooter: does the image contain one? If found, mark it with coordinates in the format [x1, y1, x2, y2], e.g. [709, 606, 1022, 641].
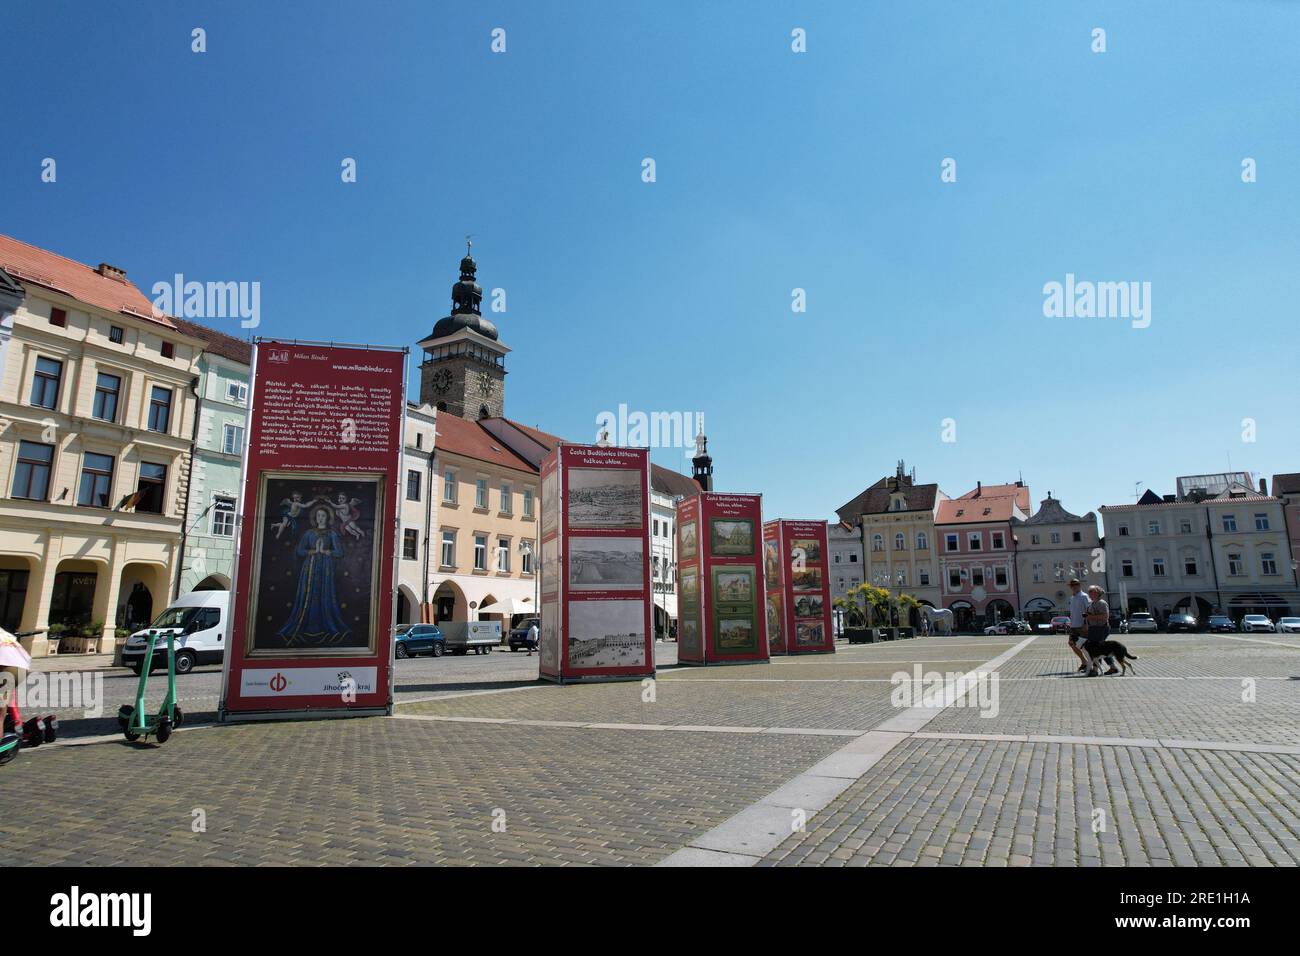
[117, 628, 184, 744]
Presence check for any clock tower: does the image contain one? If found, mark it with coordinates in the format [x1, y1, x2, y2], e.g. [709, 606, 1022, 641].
[417, 244, 509, 420]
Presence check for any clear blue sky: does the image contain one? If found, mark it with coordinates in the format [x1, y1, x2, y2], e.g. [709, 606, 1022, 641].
[5, 1, 1298, 520]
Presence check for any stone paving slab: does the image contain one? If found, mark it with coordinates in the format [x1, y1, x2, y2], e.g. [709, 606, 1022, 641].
[0, 717, 843, 867]
[760, 737, 1300, 867]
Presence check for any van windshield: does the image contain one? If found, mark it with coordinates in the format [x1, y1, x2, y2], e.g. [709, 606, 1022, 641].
[150, 606, 198, 629]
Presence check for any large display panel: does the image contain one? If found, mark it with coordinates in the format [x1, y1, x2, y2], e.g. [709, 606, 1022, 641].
[763, 519, 835, 656]
[219, 340, 405, 719]
[676, 493, 768, 666]
[539, 444, 654, 683]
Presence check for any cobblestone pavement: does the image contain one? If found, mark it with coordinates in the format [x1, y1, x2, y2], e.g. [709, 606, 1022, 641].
[4, 633, 1297, 866]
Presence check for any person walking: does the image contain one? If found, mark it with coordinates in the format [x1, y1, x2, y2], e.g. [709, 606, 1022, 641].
[1067, 578, 1091, 674]
[526, 618, 539, 657]
[1084, 585, 1119, 675]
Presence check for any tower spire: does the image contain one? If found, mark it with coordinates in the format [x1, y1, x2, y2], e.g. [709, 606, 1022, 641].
[692, 417, 713, 492]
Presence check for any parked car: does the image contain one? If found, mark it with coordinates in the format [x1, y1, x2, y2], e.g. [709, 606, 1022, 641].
[394, 623, 444, 658]
[1277, 617, 1300, 634]
[1207, 614, 1236, 633]
[509, 618, 540, 651]
[122, 590, 228, 676]
[1049, 616, 1072, 634]
[1240, 614, 1276, 634]
[1165, 612, 1198, 633]
[1125, 612, 1158, 633]
[983, 622, 1013, 635]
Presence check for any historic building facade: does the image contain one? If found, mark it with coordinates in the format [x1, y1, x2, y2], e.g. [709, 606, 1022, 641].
[936, 482, 1029, 629]
[1013, 493, 1105, 625]
[0, 236, 201, 656]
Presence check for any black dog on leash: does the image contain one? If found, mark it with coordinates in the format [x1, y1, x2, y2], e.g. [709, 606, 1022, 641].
[1083, 638, 1139, 675]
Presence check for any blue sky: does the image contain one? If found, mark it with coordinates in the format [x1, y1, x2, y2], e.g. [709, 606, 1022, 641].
[5, 1, 1298, 520]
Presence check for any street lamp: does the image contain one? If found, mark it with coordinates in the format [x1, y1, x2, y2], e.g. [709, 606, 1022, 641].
[519, 539, 537, 626]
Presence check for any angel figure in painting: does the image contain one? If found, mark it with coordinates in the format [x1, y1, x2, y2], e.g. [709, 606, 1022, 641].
[331, 493, 366, 540]
[271, 491, 322, 540]
[277, 507, 351, 645]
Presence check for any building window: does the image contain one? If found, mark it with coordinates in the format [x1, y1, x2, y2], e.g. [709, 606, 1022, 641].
[1184, 554, 1198, 576]
[1228, 552, 1244, 576]
[872, 534, 883, 552]
[12, 441, 54, 500]
[948, 568, 961, 588]
[521, 540, 533, 574]
[443, 471, 457, 503]
[473, 535, 487, 570]
[897, 568, 907, 586]
[972, 567, 984, 587]
[92, 372, 121, 422]
[1262, 552, 1278, 576]
[945, 533, 958, 552]
[1031, 534, 1040, 545]
[147, 386, 172, 433]
[1118, 524, 1129, 536]
[1152, 557, 1166, 577]
[1072, 531, 1082, 542]
[917, 532, 928, 550]
[1222, 514, 1237, 532]
[226, 381, 248, 404]
[406, 470, 421, 502]
[919, 569, 930, 586]
[968, 532, 982, 551]
[161, 341, 175, 359]
[653, 519, 660, 537]
[475, 479, 488, 509]
[49, 307, 67, 328]
[994, 567, 1008, 587]
[523, 488, 534, 518]
[1121, 559, 1134, 578]
[499, 483, 512, 515]
[30, 356, 62, 409]
[403, 529, 419, 560]
[1254, 513, 1270, 531]
[77, 452, 114, 508]
[135, 462, 167, 514]
[211, 495, 236, 536]
[1032, 563, 1043, 583]
[894, 532, 905, 551]
[1053, 562, 1065, 581]
[1147, 520, 1161, 535]
[992, 531, 1005, 549]
[1179, 519, 1193, 534]
[109, 325, 124, 344]
[222, 423, 244, 455]
[849, 553, 857, 563]
[441, 531, 456, 567]
[497, 538, 510, 571]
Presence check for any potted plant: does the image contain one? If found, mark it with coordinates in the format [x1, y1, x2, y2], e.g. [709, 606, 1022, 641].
[835, 595, 872, 644]
[896, 594, 921, 639]
[45, 622, 67, 655]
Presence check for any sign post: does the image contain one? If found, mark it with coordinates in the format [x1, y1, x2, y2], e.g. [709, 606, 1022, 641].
[219, 340, 406, 720]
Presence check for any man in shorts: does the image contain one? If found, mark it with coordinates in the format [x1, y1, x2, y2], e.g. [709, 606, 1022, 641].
[1067, 578, 1090, 674]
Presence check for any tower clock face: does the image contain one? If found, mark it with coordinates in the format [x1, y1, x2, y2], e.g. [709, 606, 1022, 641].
[431, 368, 452, 393]
[477, 371, 493, 396]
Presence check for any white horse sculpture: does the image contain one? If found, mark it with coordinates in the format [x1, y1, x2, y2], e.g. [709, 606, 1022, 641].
[921, 605, 954, 635]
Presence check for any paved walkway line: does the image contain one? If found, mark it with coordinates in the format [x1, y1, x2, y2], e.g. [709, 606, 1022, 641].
[656, 636, 1039, 867]
[911, 730, 1300, 756]
[397, 683, 549, 706]
[390, 712, 863, 736]
[1216, 635, 1300, 650]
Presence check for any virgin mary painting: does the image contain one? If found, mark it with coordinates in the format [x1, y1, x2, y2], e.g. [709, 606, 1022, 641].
[278, 506, 351, 645]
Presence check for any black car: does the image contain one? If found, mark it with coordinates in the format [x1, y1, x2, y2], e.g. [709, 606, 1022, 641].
[1165, 612, 1198, 633]
[395, 624, 444, 658]
[1207, 615, 1235, 633]
[509, 618, 540, 651]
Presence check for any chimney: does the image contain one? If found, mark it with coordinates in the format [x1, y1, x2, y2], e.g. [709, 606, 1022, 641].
[97, 263, 127, 282]
[1260, 477, 1268, 496]
[975, 481, 982, 498]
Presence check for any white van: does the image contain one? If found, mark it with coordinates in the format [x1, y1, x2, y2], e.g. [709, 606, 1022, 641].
[121, 590, 229, 675]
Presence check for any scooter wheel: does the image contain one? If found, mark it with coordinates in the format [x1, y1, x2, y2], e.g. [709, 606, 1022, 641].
[155, 720, 172, 744]
[43, 716, 58, 743]
[0, 739, 19, 766]
[172, 706, 184, 728]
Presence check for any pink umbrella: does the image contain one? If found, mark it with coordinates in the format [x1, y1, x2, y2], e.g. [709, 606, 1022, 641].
[0, 627, 32, 670]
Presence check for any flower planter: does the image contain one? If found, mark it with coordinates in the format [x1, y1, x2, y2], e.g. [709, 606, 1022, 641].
[844, 627, 874, 645]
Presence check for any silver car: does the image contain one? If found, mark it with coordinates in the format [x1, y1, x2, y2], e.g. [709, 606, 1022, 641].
[1126, 612, 1158, 633]
[1241, 614, 1276, 633]
[1278, 617, 1300, 634]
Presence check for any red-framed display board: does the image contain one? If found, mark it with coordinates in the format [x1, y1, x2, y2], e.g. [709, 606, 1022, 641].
[219, 340, 405, 720]
[676, 492, 769, 666]
[538, 444, 654, 684]
[763, 519, 835, 655]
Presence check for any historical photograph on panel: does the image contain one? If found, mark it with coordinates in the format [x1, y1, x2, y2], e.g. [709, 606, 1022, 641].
[716, 614, 756, 652]
[568, 535, 644, 591]
[567, 599, 646, 668]
[680, 568, 698, 603]
[712, 566, 755, 607]
[541, 469, 559, 536]
[679, 617, 700, 657]
[541, 535, 559, 596]
[767, 593, 783, 651]
[247, 472, 382, 656]
[567, 467, 643, 529]
[540, 600, 559, 672]
[679, 519, 698, 559]
[796, 621, 825, 647]
[791, 567, 823, 592]
[710, 518, 754, 556]
[794, 594, 824, 618]
[764, 538, 781, 589]
[790, 537, 822, 563]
